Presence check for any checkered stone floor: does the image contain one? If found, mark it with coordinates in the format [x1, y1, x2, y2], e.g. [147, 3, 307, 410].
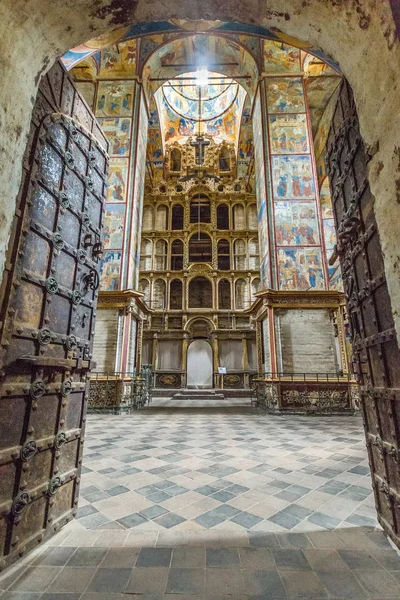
[3, 398, 400, 599]
[75, 399, 378, 534]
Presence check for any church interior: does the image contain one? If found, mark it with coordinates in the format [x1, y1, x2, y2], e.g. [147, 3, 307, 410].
[1, 9, 400, 598]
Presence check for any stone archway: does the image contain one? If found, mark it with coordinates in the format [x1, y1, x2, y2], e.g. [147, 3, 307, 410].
[1, 0, 400, 565]
[1, 5, 400, 341]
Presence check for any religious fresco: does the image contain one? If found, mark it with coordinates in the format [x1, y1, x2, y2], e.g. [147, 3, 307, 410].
[253, 93, 270, 287]
[129, 100, 149, 289]
[303, 53, 338, 78]
[278, 247, 325, 290]
[95, 81, 135, 117]
[142, 34, 258, 102]
[75, 82, 96, 110]
[103, 204, 125, 250]
[163, 73, 238, 121]
[107, 158, 129, 203]
[237, 97, 253, 179]
[70, 56, 98, 81]
[304, 76, 341, 136]
[268, 114, 309, 154]
[99, 40, 137, 78]
[96, 118, 131, 157]
[99, 250, 122, 291]
[274, 201, 320, 246]
[271, 155, 315, 200]
[323, 219, 336, 254]
[329, 262, 343, 291]
[320, 178, 334, 219]
[264, 41, 300, 73]
[266, 78, 305, 113]
[157, 86, 245, 146]
[316, 150, 328, 186]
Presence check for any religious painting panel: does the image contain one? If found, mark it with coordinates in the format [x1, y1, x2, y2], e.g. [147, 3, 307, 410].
[260, 253, 271, 289]
[99, 250, 122, 291]
[329, 262, 343, 291]
[274, 200, 320, 246]
[99, 40, 137, 78]
[129, 98, 149, 289]
[278, 247, 325, 290]
[271, 155, 315, 199]
[323, 218, 336, 255]
[268, 114, 309, 154]
[264, 41, 301, 73]
[97, 117, 132, 157]
[237, 100, 253, 178]
[103, 204, 125, 250]
[316, 151, 328, 186]
[252, 93, 270, 286]
[106, 158, 129, 203]
[95, 81, 135, 117]
[266, 78, 305, 113]
[320, 177, 334, 219]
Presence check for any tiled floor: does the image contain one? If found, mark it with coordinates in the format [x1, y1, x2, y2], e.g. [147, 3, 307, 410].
[2, 397, 400, 599]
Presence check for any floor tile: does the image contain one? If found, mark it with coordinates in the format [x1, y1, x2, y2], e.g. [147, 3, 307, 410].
[280, 569, 327, 598]
[136, 547, 172, 567]
[242, 569, 287, 596]
[206, 548, 240, 567]
[171, 547, 205, 568]
[166, 568, 205, 594]
[44, 567, 96, 593]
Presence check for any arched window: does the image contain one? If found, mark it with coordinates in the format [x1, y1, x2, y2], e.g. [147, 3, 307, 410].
[189, 233, 212, 263]
[235, 279, 249, 310]
[234, 239, 246, 270]
[171, 239, 184, 270]
[190, 194, 210, 223]
[139, 278, 150, 304]
[156, 205, 168, 230]
[248, 204, 257, 230]
[248, 238, 260, 270]
[218, 239, 230, 270]
[251, 278, 261, 302]
[233, 204, 245, 229]
[170, 148, 182, 172]
[170, 279, 183, 310]
[140, 239, 152, 271]
[172, 204, 184, 230]
[155, 239, 167, 270]
[153, 279, 166, 310]
[218, 279, 231, 310]
[219, 147, 231, 171]
[142, 205, 153, 231]
[217, 204, 229, 229]
[188, 277, 212, 308]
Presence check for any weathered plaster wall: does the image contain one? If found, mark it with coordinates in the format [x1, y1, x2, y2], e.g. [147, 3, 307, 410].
[1, 1, 400, 334]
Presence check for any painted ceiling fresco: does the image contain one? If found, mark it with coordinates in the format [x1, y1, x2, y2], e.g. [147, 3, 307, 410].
[141, 34, 259, 103]
[62, 20, 341, 73]
[156, 75, 246, 147]
[303, 54, 341, 137]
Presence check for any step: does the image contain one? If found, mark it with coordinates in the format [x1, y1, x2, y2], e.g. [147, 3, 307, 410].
[173, 391, 225, 400]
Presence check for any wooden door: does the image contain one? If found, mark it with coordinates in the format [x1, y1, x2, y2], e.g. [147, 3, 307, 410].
[0, 62, 108, 569]
[326, 79, 400, 547]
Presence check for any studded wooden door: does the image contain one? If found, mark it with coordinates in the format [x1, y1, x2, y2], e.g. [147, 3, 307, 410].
[0, 61, 108, 569]
[326, 79, 400, 547]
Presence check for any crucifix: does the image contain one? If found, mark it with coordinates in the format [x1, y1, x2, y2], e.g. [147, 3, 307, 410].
[190, 135, 210, 166]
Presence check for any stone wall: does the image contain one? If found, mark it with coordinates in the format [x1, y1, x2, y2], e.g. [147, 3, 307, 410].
[1, 1, 400, 339]
[92, 309, 119, 372]
[275, 309, 338, 373]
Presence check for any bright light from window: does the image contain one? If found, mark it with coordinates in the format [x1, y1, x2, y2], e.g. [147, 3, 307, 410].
[195, 68, 209, 87]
